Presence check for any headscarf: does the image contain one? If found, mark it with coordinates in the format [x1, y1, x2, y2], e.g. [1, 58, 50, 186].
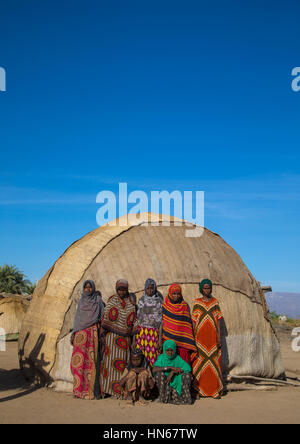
[162, 284, 197, 352]
[127, 348, 148, 371]
[115, 278, 130, 306]
[116, 279, 129, 290]
[168, 283, 183, 304]
[101, 280, 137, 337]
[137, 278, 163, 329]
[199, 279, 213, 295]
[153, 340, 191, 396]
[72, 280, 105, 333]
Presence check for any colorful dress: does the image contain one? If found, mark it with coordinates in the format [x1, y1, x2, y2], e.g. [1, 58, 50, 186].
[121, 367, 155, 400]
[70, 280, 104, 400]
[162, 285, 197, 365]
[153, 339, 193, 405]
[136, 279, 163, 366]
[100, 294, 137, 396]
[191, 297, 223, 398]
[70, 323, 101, 399]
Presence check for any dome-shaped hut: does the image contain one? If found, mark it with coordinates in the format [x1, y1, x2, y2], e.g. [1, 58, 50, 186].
[18, 213, 285, 391]
[0, 293, 30, 341]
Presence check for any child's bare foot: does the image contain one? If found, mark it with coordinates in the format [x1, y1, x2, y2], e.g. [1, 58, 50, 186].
[126, 393, 135, 406]
[136, 397, 149, 405]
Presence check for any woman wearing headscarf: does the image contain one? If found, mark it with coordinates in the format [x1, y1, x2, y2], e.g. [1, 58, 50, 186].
[100, 279, 137, 398]
[162, 283, 197, 365]
[191, 279, 223, 399]
[152, 340, 193, 405]
[70, 280, 105, 400]
[135, 278, 164, 367]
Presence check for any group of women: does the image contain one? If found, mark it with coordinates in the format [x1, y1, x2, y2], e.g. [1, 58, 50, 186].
[70, 277, 223, 404]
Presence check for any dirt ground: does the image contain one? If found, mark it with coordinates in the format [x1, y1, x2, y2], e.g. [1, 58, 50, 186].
[0, 328, 299, 424]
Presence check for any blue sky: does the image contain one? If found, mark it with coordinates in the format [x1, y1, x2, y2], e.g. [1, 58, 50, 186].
[0, 1, 300, 292]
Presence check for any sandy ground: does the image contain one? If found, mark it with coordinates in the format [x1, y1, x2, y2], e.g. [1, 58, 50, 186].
[0, 329, 300, 424]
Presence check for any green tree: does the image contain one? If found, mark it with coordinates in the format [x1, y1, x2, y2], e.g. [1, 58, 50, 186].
[0, 264, 35, 295]
[270, 311, 280, 320]
[25, 282, 36, 295]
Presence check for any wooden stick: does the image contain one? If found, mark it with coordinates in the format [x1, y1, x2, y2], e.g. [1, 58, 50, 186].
[226, 384, 277, 392]
[226, 374, 300, 387]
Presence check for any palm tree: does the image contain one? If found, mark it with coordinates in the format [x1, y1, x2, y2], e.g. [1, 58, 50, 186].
[25, 282, 36, 295]
[0, 264, 35, 295]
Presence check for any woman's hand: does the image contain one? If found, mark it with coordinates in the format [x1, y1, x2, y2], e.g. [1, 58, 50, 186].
[166, 371, 175, 384]
[100, 341, 106, 357]
[99, 330, 106, 356]
[171, 367, 183, 375]
[158, 339, 163, 354]
[166, 371, 174, 384]
[131, 335, 137, 351]
[132, 367, 144, 374]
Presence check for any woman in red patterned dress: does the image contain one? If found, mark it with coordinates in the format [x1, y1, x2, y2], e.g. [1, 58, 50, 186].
[100, 279, 138, 398]
[70, 280, 105, 400]
[191, 279, 223, 399]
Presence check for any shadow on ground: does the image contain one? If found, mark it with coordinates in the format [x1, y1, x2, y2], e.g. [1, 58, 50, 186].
[0, 367, 41, 403]
[0, 332, 49, 403]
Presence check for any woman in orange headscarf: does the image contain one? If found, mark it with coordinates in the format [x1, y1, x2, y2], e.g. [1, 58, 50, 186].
[162, 284, 196, 365]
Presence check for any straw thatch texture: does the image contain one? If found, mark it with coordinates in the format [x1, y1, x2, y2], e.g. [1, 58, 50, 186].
[0, 293, 30, 339]
[18, 213, 285, 389]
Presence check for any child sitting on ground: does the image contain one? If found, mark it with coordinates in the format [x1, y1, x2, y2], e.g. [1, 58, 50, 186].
[120, 348, 155, 405]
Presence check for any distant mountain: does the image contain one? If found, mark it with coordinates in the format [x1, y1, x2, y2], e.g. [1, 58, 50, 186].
[265, 292, 300, 319]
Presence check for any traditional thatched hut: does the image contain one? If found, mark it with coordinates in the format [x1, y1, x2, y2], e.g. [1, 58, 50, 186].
[0, 293, 30, 340]
[18, 213, 285, 391]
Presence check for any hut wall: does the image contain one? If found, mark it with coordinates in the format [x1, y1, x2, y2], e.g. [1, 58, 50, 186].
[0, 295, 29, 337]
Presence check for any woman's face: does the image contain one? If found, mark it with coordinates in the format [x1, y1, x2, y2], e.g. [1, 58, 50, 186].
[131, 355, 142, 368]
[146, 284, 155, 297]
[202, 284, 212, 297]
[117, 287, 128, 299]
[166, 348, 175, 358]
[169, 291, 181, 303]
[84, 282, 93, 294]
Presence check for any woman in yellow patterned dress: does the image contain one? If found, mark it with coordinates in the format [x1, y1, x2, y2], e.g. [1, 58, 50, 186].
[135, 278, 164, 367]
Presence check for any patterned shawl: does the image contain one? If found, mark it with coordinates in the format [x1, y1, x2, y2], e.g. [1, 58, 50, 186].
[153, 340, 191, 396]
[72, 280, 105, 333]
[137, 278, 164, 330]
[162, 284, 196, 352]
[102, 293, 137, 337]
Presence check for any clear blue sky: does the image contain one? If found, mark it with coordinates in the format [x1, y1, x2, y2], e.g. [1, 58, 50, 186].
[0, 0, 299, 292]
